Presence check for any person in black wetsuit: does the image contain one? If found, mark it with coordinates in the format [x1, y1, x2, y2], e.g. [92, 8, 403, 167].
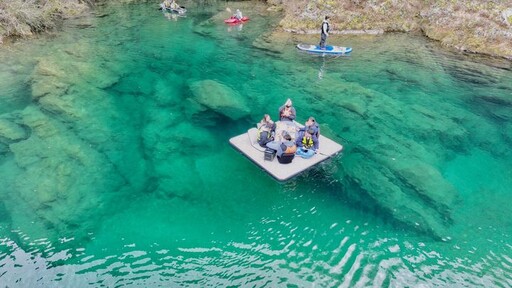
[319, 16, 330, 49]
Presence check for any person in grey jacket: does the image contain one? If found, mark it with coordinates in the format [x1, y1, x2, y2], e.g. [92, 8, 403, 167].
[278, 98, 296, 122]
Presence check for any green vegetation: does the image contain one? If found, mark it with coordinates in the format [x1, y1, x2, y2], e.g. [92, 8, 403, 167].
[0, 0, 91, 40]
[1, 0, 511, 59]
[271, 0, 512, 59]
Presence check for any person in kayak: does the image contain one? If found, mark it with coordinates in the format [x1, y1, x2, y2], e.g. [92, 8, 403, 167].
[170, 0, 180, 10]
[319, 16, 330, 49]
[234, 9, 243, 20]
[161, 0, 171, 9]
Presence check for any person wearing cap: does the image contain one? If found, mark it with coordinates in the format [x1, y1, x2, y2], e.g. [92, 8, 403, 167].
[304, 116, 319, 138]
[278, 98, 296, 122]
[297, 116, 320, 150]
[319, 16, 330, 49]
[256, 114, 275, 147]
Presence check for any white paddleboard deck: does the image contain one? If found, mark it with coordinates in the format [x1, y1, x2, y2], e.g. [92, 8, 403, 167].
[297, 43, 352, 55]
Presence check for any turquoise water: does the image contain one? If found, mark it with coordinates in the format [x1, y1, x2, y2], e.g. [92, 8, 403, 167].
[1, 1, 512, 286]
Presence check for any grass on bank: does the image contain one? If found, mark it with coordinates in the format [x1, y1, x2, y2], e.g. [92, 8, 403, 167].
[0, 0, 90, 39]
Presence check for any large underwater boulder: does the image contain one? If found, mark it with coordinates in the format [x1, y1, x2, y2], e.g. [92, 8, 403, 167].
[31, 43, 119, 100]
[340, 152, 455, 239]
[0, 118, 28, 142]
[302, 78, 463, 239]
[189, 79, 250, 120]
[7, 106, 127, 241]
[1, 40, 149, 245]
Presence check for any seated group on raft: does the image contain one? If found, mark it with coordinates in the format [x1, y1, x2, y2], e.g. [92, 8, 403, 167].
[256, 98, 320, 163]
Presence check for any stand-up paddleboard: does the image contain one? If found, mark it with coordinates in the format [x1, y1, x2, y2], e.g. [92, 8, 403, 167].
[297, 44, 352, 55]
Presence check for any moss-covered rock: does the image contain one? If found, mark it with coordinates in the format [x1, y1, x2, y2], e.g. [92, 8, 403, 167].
[2, 0, 511, 59]
[502, 8, 512, 25]
[340, 152, 452, 239]
[7, 106, 126, 241]
[189, 79, 250, 120]
[0, 118, 28, 142]
[275, 0, 512, 59]
[0, 0, 90, 40]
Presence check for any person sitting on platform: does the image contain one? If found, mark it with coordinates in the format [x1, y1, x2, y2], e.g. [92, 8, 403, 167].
[295, 128, 319, 159]
[256, 114, 275, 147]
[278, 98, 296, 122]
[304, 116, 319, 137]
[266, 131, 297, 161]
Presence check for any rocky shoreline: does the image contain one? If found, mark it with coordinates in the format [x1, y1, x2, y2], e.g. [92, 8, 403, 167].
[267, 0, 512, 60]
[1, 1, 511, 59]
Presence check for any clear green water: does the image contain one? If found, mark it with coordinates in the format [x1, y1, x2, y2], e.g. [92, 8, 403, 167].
[1, 1, 512, 286]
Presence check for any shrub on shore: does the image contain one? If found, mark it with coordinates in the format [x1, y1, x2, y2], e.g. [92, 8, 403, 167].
[0, 0, 90, 40]
[1, 0, 511, 58]
[271, 0, 512, 59]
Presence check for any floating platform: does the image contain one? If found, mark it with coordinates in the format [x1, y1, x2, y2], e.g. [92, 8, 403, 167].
[229, 127, 343, 181]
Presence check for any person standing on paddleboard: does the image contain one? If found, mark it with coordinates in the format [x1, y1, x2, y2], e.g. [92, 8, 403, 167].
[319, 16, 330, 49]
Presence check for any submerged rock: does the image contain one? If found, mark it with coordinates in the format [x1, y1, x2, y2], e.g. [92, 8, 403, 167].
[0, 65, 31, 113]
[31, 43, 119, 100]
[252, 30, 293, 54]
[387, 160, 458, 215]
[503, 123, 512, 148]
[301, 77, 465, 239]
[1, 39, 150, 244]
[341, 152, 454, 239]
[476, 94, 512, 107]
[189, 79, 250, 120]
[7, 106, 126, 241]
[0, 118, 28, 142]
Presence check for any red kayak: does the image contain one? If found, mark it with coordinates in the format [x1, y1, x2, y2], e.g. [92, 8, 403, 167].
[224, 16, 249, 24]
